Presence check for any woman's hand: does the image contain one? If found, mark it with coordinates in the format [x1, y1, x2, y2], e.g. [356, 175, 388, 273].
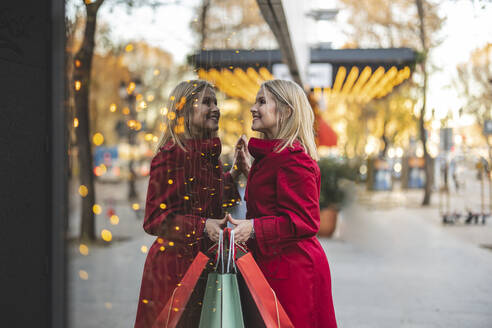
[205, 217, 227, 242]
[231, 135, 251, 181]
[227, 214, 253, 243]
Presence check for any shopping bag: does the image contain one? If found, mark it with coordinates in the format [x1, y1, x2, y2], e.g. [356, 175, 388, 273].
[222, 273, 244, 326]
[199, 230, 245, 328]
[152, 251, 210, 328]
[236, 253, 294, 328]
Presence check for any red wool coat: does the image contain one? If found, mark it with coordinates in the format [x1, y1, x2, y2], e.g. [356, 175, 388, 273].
[245, 138, 338, 328]
[134, 138, 239, 328]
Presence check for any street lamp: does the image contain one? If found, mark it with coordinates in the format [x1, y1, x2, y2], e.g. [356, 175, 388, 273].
[119, 78, 142, 200]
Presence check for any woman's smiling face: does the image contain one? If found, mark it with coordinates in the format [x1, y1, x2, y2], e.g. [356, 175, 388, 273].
[190, 87, 220, 137]
[251, 87, 278, 139]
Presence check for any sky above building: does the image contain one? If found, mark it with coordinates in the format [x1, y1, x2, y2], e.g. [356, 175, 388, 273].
[87, 0, 492, 123]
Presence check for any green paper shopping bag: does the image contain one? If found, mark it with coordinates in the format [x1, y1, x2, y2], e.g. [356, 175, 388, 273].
[199, 230, 245, 328]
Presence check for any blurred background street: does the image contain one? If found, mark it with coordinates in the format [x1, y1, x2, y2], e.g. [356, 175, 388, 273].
[68, 174, 492, 327]
[63, 0, 492, 326]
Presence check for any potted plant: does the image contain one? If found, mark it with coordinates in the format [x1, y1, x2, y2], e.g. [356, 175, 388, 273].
[318, 158, 357, 237]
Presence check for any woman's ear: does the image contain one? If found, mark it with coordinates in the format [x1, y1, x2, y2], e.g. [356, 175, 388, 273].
[281, 105, 293, 121]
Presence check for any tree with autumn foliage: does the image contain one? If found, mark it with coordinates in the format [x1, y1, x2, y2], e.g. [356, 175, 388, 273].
[68, 0, 179, 241]
[339, 0, 444, 205]
[191, 0, 276, 50]
[369, 83, 419, 158]
[456, 43, 492, 158]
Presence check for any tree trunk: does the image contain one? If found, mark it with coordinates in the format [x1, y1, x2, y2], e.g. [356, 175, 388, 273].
[199, 0, 211, 49]
[416, 0, 432, 206]
[381, 110, 390, 158]
[73, 0, 104, 241]
[381, 133, 389, 158]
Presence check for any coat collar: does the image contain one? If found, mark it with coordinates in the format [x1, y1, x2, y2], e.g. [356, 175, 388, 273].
[248, 137, 304, 160]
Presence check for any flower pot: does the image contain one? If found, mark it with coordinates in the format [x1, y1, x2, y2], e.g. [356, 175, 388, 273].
[318, 207, 338, 237]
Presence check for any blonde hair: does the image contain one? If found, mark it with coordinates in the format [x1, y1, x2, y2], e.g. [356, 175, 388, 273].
[155, 80, 214, 153]
[261, 79, 319, 161]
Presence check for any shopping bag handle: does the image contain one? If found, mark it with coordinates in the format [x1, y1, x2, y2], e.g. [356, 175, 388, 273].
[227, 229, 237, 273]
[165, 287, 179, 328]
[214, 229, 224, 273]
[271, 287, 280, 328]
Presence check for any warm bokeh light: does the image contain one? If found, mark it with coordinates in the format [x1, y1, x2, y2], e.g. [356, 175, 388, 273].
[394, 163, 402, 173]
[127, 82, 136, 94]
[73, 118, 79, 128]
[125, 44, 134, 52]
[159, 203, 167, 209]
[167, 112, 176, 120]
[109, 103, 117, 112]
[141, 245, 148, 253]
[94, 166, 103, 176]
[78, 185, 88, 197]
[93, 164, 107, 177]
[168, 179, 173, 184]
[137, 101, 147, 111]
[110, 215, 119, 225]
[79, 244, 89, 256]
[74, 80, 81, 91]
[132, 203, 140, 210]
[92, 204, 102, 215]
[127, 120, 137, 128]
[101, 229, 112, 242]
[396, 148, 404, 157]
[177, 97, 186, 110]
[92, 133, 104, 146]
[79, 270, 89, 280]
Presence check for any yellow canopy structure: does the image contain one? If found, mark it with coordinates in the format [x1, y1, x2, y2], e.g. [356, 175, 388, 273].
[198, 65, 411, 107]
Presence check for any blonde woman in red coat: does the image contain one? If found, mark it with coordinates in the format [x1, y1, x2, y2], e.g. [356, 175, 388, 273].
[229, 79, 338, 327]
[134, 80, 244, 327]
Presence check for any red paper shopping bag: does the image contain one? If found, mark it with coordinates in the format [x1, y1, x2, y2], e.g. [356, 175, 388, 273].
[152, 251, 210, 328]
[236, 253, 294, 328]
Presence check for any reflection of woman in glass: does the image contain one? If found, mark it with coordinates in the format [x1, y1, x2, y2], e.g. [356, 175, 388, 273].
[134, 80, 241, 327]
[228, 80, 338, 327]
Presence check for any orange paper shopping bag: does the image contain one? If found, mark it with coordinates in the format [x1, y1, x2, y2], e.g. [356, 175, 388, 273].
[236, 253, 294, 328]
[152, 251, 210, 328]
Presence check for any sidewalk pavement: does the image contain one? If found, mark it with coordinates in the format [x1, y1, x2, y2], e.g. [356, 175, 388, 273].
[323, 185, 492, 328]
[68, 180, 492, 327]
